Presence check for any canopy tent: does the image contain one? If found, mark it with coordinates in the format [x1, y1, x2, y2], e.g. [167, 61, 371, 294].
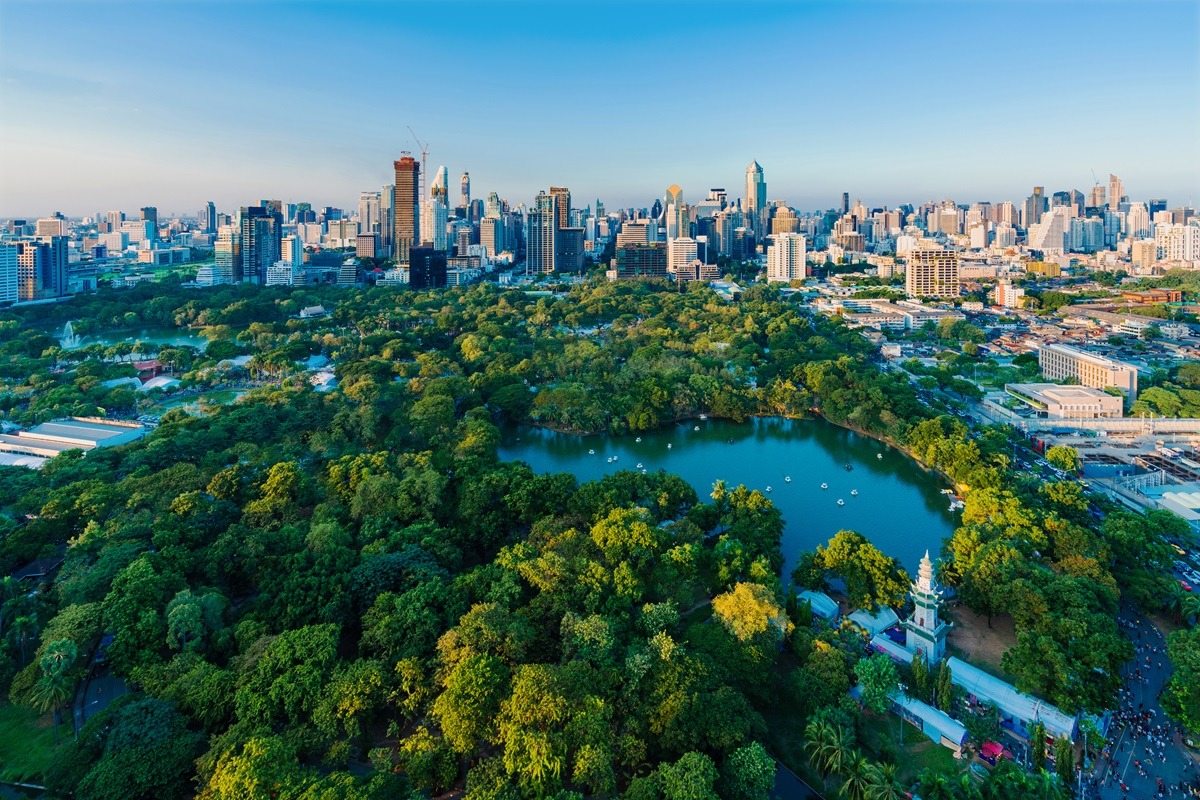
[947, 657, 1077, 741]
[797, 590, 839, 621]
[847, 606, 900, 637]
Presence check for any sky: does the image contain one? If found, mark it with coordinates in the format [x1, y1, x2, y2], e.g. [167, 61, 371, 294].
[1, 0, 1198, 219]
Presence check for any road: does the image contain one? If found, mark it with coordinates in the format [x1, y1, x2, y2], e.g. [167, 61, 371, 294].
[73, 669, 128, 731]
[1092, 610, 1200, 799]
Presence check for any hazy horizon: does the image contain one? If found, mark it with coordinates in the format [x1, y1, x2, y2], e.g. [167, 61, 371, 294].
[2, 0, 1197, 218]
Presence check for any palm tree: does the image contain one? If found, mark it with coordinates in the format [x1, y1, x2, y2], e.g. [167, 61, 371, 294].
[30, 671, 72, 746]
[8, 614, 38, 667]
[865, 762, 905, 800]
[1165, 583, 1188, 623]
[1182, 593, 1200, 626]
[915, 768, 957, 800]
[839, 752, 873, 800]
[805, 719, 855, 791]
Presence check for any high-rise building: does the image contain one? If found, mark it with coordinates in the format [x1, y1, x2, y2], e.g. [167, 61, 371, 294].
[213, 225, 238, 284]
[1028, 207, 1068, 253]
[1087, 185, 1106, 210]
[36, 217, 67, 237]
[0, 243, 18, 304]
[667, 237, 698, 276]
[358, 191, 382, 236]
[525, 191, 557, 275]
[555, 228, 585, 273]
[616, 221, 651, 247]
[200, 201, 217, 234]
[393, 156, 420, 264]
[281, 234, 302, 266]
[770, 206, 799, 234]
[460, 172, 470, 210]
[238, 206, 282, 283]
[381, 185, 395, 251]
[1125, 202, 1151, 240]
[745, 161, 766, 233]
[409, 247, 447, 289]
[842, 192, 850, 216]
[905, 247, 960, 299]
[665, 184, 687, 240]
[106, 210, 125, 231]
[485, 192, 501, 218]
[549, 187, 571, 231]
[1022, 186, 1047, 228]
[141, 206, 158, 238]
[766, 233, 807, 283]
[614, 242, 667, 280]
[15, 239, 66, 301]
[480, 215, 505, 258]
[1108, 174, 1124, 209]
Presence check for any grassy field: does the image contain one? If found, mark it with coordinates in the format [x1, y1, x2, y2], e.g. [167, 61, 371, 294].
[0, 702, 57, 784]
[859, 713, 964, 784]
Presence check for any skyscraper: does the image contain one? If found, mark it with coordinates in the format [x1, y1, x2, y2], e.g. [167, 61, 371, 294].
[665, 184, 687, 241]
[745, 161, 766, 234]
[238, 206, 282, 283]
[393, 156, 421, 264]
[358, 191, 382, 236]
[0, 243, 17, 304]
[766, 233, 807, 283]
[1023, 186, 1047, 228]
[201, 201, 217, 234]
[549, 187, 571, 231]
[842, 193, 850, 216]
[525, 191, 557, 275]
[460, 172, 470, 210]
[1108, 174, 1124, 210]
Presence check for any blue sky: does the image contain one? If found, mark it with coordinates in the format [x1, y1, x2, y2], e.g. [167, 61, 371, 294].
[1, 0, 1197, 218]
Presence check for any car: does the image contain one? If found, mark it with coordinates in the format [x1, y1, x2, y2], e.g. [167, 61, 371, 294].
[1181, 580, 1194, 592]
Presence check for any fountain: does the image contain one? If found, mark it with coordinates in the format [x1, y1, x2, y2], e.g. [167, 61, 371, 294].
[61, 321, 82, 349]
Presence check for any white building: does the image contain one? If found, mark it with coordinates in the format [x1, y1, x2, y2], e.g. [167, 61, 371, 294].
[667, 237, 698, 276]
[766, 232, 807, 283]
[905, 246, 960, 299]
[1027, 207, 1067, 254]
[1156, 223, 1200, 265]
[266, 261, 300, 286]
[1037, 342, 1138, 400]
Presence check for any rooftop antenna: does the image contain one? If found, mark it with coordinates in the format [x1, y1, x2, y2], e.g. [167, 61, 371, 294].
[407, 126, 430, 200]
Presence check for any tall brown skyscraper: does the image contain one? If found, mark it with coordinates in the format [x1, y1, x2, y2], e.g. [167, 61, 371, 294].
[394, 156, 420, 264]
[549, 186, 570, 230]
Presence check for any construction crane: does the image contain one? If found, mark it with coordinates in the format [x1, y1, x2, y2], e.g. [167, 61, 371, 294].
[407, 126, 430, 201]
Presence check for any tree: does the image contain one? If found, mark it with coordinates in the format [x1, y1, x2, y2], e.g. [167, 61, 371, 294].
[719, 741, 775, 800]
[839, 751, 873, 800]
[658, 751, 719, 800]
[1029, 721, 1047, 771]
[712, 582, 792, 643]
[864, 762, 905, 800]
[855, 654, 899, 716]
[1044, 446, 1080, 473]
[804, 719, 854, 791]
[1053, 736, 1074, 788]
[31, 669, 73, 746]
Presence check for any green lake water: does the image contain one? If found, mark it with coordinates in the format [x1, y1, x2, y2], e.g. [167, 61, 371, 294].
[499, 417, 957, 579]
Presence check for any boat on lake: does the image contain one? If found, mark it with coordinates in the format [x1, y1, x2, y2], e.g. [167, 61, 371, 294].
[837, 499, 845, 506]
[821, 482, 828, 489]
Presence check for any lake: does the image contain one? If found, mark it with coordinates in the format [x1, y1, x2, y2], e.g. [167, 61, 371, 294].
[52, 323, 209, 351]
[499, 417, 957, 580]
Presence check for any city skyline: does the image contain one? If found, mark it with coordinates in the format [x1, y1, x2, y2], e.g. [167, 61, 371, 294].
[1, 0, 1197, 217]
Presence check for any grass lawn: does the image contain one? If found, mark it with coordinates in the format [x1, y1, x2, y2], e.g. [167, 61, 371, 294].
[0, 702, 58, 783]
[859, 713, 965, 784]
